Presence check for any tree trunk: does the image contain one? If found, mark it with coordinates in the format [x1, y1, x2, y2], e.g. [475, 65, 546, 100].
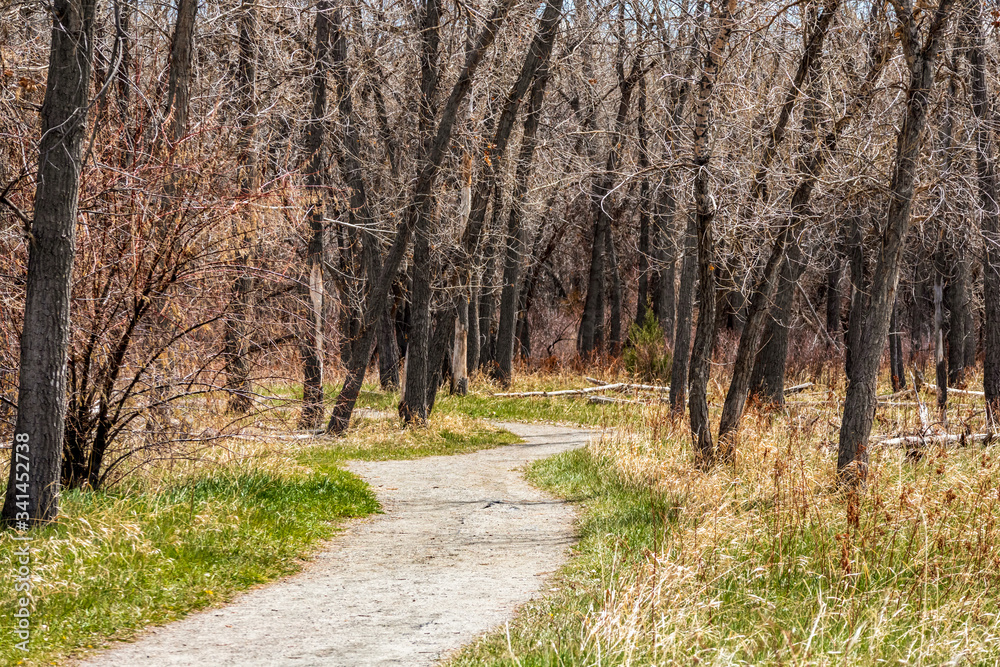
[890, 297, 906, 391]
[222, 0, 258, 415]
[451, 304, 468, 394]
[826, 253, 842, 342]
[494, 60, 552, 386]
[688, 0, 736, 466]
[377, 304, 400, 390]
[298, 0, 333, 429]
[579, 58, 642, 357]
[2, 0, 97, 526]
[669, 212, 697, 414]
[845, 215, 865, 379]
[748, 242, 806, 405]
[946, 255, 970, 385]
[607, 222, 624, 356]
[467, 287, 480, 372]
[965, 0, 1000, 425]
[165, 0, 197, 145]
[635, 72, 651, 328]
[935, 276, 948, 414]
[837, 0, 955, 487]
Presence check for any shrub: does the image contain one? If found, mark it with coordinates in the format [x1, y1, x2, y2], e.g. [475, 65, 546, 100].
[622, 309, 672, 382]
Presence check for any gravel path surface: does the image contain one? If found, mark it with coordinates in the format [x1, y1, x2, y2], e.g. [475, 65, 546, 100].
[81, 422, 594, 666]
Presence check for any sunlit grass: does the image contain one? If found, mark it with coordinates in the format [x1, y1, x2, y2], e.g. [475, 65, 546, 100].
[450, 364, 1000, 666]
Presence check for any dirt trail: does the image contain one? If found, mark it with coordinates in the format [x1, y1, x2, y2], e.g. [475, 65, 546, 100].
[81, 422, 594, 666]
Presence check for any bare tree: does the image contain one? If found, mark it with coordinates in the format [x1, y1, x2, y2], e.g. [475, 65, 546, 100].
[2, 0, 98, 526]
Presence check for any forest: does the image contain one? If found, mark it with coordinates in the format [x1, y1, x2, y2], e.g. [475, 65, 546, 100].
[2, 0, 1000, 662]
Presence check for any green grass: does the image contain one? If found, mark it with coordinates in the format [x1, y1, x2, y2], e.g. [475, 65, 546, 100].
[299, 412, 522, 463]
[448, 387, 1000, 666]
[0, 460, 376, 666]
[433, 388, 643, 428]
[447, 446, 667, 666]
[0, 393, 520, 666]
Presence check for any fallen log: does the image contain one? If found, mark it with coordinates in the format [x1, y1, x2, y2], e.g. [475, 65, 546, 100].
[622, 382, 671, 393]
[922, 384, 986, 398]
[588, 396, 643, 405]
[784, 382, 814, 394]
[872, 432, 994, 448]
[493, 383, 626, 398]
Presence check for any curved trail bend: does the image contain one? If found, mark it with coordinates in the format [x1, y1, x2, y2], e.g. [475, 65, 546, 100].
[83, 422, 595, 666]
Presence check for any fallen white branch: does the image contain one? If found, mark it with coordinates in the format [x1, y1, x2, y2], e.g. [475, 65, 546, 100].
[784, 382, 814, 394]
[872, 432, 994, 448]
[922, 383, 986, 397]
[493, 383, 626, 398]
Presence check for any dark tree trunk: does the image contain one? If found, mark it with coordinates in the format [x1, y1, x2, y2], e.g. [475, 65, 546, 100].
[748, 243, 806, 405]
[2, 0, 97, 526]
[946, 255, 970, 385]
[579, 58, 642, 357]
[688, 0, 736, 466]
[844, 215, 865, 379]
[494, 61, 552, 386]
[377, 304, 400, 390]
[837, 0, 955, 487]
[669, 213, 697, 414]
[467, 287, 480, 372]
[634, 72, 651, 328]
[222, 0, 258, 415]
[826, 255, 842, 342]
[965, 0, 1000, 424]
[298, 0, 333, 429]
[607, 223, 624, 355]
[935, 276, 948, 413]
[650, 81, 689, 341]
[890, 297, 906, 391]
[910, 269, 929, 362]
[164, 0, 197, 145]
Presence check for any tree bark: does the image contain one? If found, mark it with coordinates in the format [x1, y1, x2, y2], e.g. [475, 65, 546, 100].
[837, 0, 955, 487]
[935, 275, 948, 413]
[890, 297, 906, 391]
[578, 48, 642, 358]
[964, 0, 1000, 425]
[398, 0, 442, 425]
[688, 0, 736, 466]
[669, 212, 697, 414]
[298, 0, 333, 429]
[222, 0, 258, 415]
[825, 255, 842, 342]
[164, 0, 197, 145]
[946, 254, 970, 385]
[3, 0, 97, 526]
[748, 242, 806, 405]
[494, 61, 552, 386]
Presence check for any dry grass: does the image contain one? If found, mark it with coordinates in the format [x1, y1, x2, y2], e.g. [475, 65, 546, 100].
[451, 364, 1000, 666]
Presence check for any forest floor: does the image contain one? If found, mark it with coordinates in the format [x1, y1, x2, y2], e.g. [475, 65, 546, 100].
[75, 422, 595, 666]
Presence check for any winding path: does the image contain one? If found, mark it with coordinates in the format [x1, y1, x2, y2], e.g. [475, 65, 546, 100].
[82, 422, 594, 666]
